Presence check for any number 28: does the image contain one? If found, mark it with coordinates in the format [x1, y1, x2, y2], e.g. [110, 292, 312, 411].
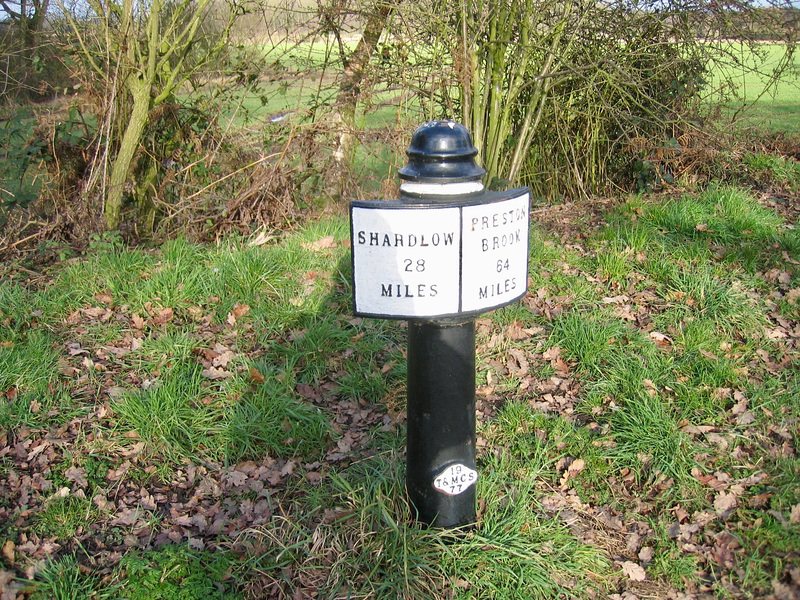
[404, 259, 426, 272]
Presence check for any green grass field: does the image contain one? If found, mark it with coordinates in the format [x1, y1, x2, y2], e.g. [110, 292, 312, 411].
[707, 41, 800, 135]
[230, 38, 800, 141]
[2, 178, 799, 599]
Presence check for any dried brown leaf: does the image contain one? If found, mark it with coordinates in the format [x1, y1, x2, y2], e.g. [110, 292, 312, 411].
[64, 466, 88, 488]
[559, 458, 585, 487]
[247, 367, 266, 385]
[772, 580, 800, 600]
[714, 491, 738, 516]
[790, 503, 800, 524]
[153, 307, 174, 326]
[649, 331, 672, 348]
[638, 546, 654, 562]
[621, 560, 647, 581]
[202, 366, 232, 380]
[131, 313, 146, 329]
[1, 541, 14, 565]
[232, 304, 250, 319]
[302, 235, 336, 251]
[0, 569, 23, 600]
[95, 292, 114, 305]
[111, 507, 141, 527]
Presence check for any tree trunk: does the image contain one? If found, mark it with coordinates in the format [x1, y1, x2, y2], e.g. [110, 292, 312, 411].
[331, 1, 396, 196]
[104, 77, 151, 231]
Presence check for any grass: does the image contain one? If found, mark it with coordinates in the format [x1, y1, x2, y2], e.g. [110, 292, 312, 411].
[2, 182, 799, 599]
[707, 41, 800, 135]
[115, 545, 240, 600]
[27, 554, 107, 600]
[36, 494, 100, 541]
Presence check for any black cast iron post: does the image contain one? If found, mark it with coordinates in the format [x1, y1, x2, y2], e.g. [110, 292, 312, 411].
[406, 318, 477, 526]
[349, 121, 531, 528]
[398, 122, 485, 528]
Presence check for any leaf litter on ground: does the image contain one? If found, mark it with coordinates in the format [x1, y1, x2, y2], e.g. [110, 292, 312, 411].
[1, 190, 799, 599]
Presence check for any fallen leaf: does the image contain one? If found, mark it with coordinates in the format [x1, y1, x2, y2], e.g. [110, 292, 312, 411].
[714, 491, 738, 517]
[110, 507, 141, 527]
[0, 569, 23, 600]
[247, 367, 266, 385]
[302, 235, 336, 251]
[231, 304, 250, 319]
[153, 307, 174, 326]
[772, 580, 799, 600]
[1, 540, 14, 565]
[649, 331, 672, 348]
[621, 560, 647, 581]
[211, 346, 235, 367]
[736, 411, 756, 426]
[543, 346, 562, 361]
[202, 366, 232, 380]
[95, 292, 113, 305]
[790, 503, 800, 524]
[553, 356, 570, 376]
[64, 466, 88, 488]
[507, 348, 529, 375]
[82, 306, 110, 320]
[731, 392, 748, 415]
[223, 470, 248, 487]
[306, 471, 323, 485]
[559, 458, 586, 487]
[705, 432, 729, 451]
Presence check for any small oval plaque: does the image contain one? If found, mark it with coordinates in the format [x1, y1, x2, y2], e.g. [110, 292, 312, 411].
[433, 463, 478, 496]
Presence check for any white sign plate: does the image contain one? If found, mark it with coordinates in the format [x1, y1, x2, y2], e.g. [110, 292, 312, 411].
[351, 206, 462, 317]
[461, 194, 530, 313]
[433, 463, 478, 496]
[351, 190, 530, 319]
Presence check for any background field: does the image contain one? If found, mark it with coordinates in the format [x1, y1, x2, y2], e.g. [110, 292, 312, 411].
[708, 42, 800, 135]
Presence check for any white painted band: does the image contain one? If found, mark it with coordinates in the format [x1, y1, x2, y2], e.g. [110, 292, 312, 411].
[400, 181, 485, 196]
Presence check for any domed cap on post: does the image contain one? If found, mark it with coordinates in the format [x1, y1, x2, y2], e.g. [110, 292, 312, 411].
[398, 121, 486, 184]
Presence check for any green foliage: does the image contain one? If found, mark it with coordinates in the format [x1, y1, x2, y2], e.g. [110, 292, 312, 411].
[548, 314, 632, 377]
[607, 393, 697, 486]
[0, 102, 98, 226]
[114, 363, 215, 462]
[3, 200, 799, 599]
[0, 328, 63, 429]
[481, 402, 554, 479]
[441, 472, 609, 599]
[226, 364, 330, 463]
[744, 152, 800, 189]
[243, 452, 608, 599]
[35, 494, 100, 540]
[27, 554, 108, 600]
[115, 545, 240, 600]
[646, 184, 783, 246]
[0, 107, 46, 209]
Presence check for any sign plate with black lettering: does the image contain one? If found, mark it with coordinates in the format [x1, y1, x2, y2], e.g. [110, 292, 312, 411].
[350, 190, 530, 319]
[433, 463, 478, 496]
